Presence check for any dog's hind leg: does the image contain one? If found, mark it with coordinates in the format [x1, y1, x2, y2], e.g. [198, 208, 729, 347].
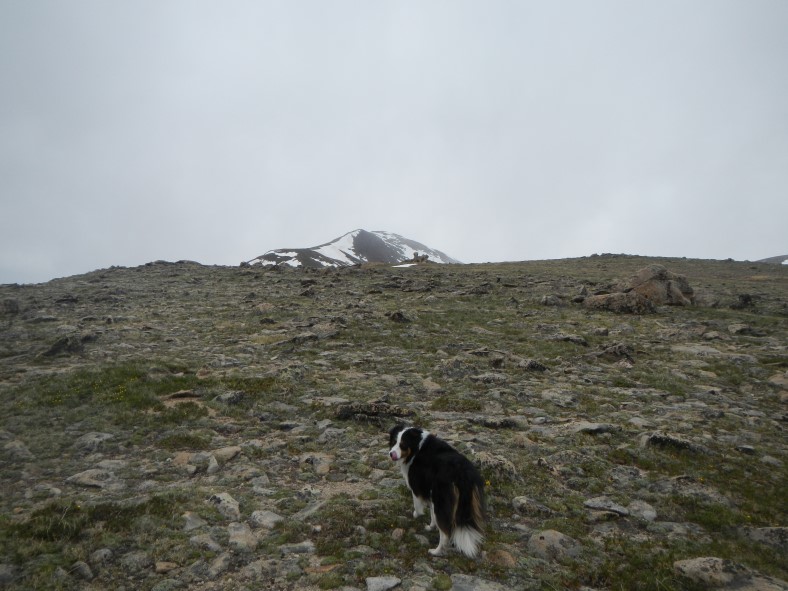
[428, 529, 450, 556]
[425, 502, 436, 531]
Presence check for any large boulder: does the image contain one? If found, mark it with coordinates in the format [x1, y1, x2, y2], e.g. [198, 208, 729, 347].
[582, 291, 657, 314]
[618, 264, 695, 306]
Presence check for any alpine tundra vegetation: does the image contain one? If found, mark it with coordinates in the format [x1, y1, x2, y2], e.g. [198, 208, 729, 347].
[0, 255, 786, 590]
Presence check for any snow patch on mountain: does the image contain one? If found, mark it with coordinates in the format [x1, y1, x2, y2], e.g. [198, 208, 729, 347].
[247, 229, 460, 269]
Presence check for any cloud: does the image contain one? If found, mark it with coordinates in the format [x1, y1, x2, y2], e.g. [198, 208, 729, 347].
[1, 1, 787, 283]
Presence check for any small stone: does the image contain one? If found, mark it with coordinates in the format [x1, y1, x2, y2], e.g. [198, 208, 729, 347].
[487, 548, 517, 568]
[89, 548, 112, 566]
[74, 432, 114, 452]
[450, 574, 514, 591]
[570, 421, 619, 435]
[208, 552, 232, 579]
[228, 522, 257, 552]
[66, 469, 122, 490]
[155, 561, 179, 574]
[151, 579, 184, 591]
[760, 455, 783, 468]
[189, 534, 222, 552]
[120, 551, 152, 573]
[740, 526, 788, 552]
[208, 492, 241, 521]
[3, 440, 34, 460]
[206, 455, 220, 474]
[279, 540, 316, 555]
[366, 575, 402, 591]
[182, 511, 207, 531]
[512, 496, 554, 515]
[0, 564, 17, 585]
[212, 446, 242, 463]
[71, 561, 93, 581]
[627, 500, 657, 522]
[250, 510, 284, 528]
[527, 530, 580, 561]
[584, 496, 630, 516]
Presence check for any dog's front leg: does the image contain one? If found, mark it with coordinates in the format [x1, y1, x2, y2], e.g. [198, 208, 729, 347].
[412, 494, 427, 518]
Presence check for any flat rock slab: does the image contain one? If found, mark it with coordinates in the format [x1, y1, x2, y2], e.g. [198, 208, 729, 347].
[66, 469, 123, 490]
[584, 496, 630, 516]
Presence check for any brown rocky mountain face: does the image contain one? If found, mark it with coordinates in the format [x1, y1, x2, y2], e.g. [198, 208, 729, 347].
[0, 255, 786, 590]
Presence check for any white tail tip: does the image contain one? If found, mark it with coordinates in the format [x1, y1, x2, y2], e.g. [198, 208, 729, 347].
[452, 526, 484, 558]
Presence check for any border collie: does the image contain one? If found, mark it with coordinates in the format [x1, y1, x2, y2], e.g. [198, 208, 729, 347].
[388, 424, 485, 557]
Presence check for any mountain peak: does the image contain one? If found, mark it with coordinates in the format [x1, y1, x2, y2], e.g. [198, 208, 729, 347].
[247, 230, 461, 269]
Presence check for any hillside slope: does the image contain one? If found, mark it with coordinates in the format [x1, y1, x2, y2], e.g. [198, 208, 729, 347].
[0, 255, 786, 590]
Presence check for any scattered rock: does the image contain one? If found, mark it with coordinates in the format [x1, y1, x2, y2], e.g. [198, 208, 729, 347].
[212, 445, 242, 463]
[583, 496, 630, 516]
[513, 496, 554, 516]
[570, 421, 620, 435]
[250, 510, 284, 529]
[279, 540, 316, 555]
[739, 527, 788, 553]
[74, 432, 114, 452]
[65, 469, 121, 490]
[583, 291, 656, 314]
[527, 530, 580, 561]
[475, 451, 520, 481]
[3, 439, 34, 460]
[674, 556, 787, 590]
[189, 534, 222, 552]
[336, 401, 414, 425]
[450, 574, 517, 591]
[182, 511, 207, 531]
[89, 548, 112, 567]
[627, 500, 658, 522]
[618, 264, 695, 306]
[71, 561, 93, 581]
[208, 492, 241, 521]
[119, 551, 153, 574]
[366, 575, 402, 591]
[228, 522, 257, 552]
[641, 431, 712, 455]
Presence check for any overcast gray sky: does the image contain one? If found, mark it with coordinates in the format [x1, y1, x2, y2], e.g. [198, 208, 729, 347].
[2, 1, 787, 284]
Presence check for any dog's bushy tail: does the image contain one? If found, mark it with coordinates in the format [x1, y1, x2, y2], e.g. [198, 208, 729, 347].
[452, 481, 485, 558]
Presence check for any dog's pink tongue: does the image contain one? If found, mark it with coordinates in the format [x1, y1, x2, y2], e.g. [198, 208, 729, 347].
[390, 451, 398, 461]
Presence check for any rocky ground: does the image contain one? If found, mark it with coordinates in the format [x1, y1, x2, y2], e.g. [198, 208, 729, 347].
[0, 255, 786, 591]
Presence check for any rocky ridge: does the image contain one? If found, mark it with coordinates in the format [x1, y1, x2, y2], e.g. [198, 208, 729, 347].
[0, 255, 786, 590]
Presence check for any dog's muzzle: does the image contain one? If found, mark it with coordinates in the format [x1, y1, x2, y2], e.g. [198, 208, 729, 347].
[389, 450, 399, 461]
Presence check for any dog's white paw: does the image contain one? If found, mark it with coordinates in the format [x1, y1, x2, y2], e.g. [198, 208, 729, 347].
[413, 510, 422, 518]
[428, 547, 445, 557]
[424, 524, 435, 531]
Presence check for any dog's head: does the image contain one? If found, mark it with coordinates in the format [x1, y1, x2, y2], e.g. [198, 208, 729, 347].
[388, 424, 426, 462]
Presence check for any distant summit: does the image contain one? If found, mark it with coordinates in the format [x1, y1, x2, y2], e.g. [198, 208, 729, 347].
[756, 255, 788, 265]
[246, 229, 461, 269]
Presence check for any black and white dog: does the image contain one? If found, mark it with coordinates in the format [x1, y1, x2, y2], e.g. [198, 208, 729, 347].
[388, 424, 485, 557]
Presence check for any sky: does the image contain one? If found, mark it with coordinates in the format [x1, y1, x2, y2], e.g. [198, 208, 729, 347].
[1, 1, 787, 284]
